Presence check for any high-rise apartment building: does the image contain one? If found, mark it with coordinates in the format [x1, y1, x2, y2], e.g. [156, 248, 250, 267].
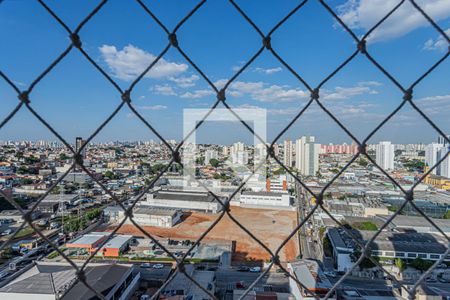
[439, 147, 450, 178]
[425, 143, 444, 175]
[283, 139, 293, 168]
[425, 143, 449, 177]
[295, 136, 320, 176]
[437, 134, 449, 146]
[254, 143, 267, 165]
[75, 137, 87, 159]
[375, 141, 395, 170]
[204, 149, 218, 164]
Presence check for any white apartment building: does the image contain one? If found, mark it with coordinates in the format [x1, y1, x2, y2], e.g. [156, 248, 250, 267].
[254, 143, 267, 165]
[295, 136, 320, 176]
[375, 141, 395, 170]
[131, 207, 182, 228]
[283, 139, 293, 168]
[438, 146, 450, 178]
[266, 175, 288, 193]
[231, 150, 248, 165]
[204, 149, 218, 164]
[425, 143, 449, 178]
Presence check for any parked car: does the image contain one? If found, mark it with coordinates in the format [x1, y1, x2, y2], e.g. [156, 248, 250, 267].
[249, 267, 261, 273]
[1, 229, 12, 236]
[237, 266, 249, 272]
[49, 222, 60, 229]
[152, 263, 164, 269]
[140, 263, 152, 268]
[324, 271, 337, 278]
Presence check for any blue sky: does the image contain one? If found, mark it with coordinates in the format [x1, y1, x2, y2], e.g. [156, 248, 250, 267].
[0, 0, 449, 145]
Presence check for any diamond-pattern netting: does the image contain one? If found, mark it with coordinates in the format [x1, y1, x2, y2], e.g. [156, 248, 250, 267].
[0, 0, 449, 299]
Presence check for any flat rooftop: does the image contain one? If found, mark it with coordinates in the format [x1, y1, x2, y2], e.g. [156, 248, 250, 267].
[67, 232, 109, 246]
[241, 191, 287, 197]
[100, 234, 132, 249]
[0, 262, 132, 299]
[151, 189, 219, 203]
[289, 259, 332, 291]
[134, 206, 181, 217]
[328, 227, 448, 254]
[383, 215, 450, 231]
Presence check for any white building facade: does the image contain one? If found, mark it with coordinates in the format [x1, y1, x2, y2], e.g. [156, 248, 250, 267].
[295, 136, 320, 176]
[238, 191, 292, 207]
[375, 141, 395, 170]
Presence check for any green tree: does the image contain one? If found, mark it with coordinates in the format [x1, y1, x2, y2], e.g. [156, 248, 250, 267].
[350, 247, 376, 269]
[357, 158, 368, 167]
[195, 157, 205, 165]
[151, 163, 166, 174]
[59, 153, 70, 160]
[395, 258, 406, 273]
[410, 258, 434, 271]
[209, 158, 220, 168]
[104, 170, 116, 179]
[444, 210, 450, 219]
[352, 221, 378, 231]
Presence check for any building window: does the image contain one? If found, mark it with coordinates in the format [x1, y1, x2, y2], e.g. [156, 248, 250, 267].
[407, 253, 417, 258]
[384, 251, 395, 257]
[417, 253, 427, 259]
[430, 254, 440, 259]
[371, 250, 382, 256]
[395, 252, 405, 257]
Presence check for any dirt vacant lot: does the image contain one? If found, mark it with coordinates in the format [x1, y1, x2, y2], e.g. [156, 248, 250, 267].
[110, 207, 299, 262]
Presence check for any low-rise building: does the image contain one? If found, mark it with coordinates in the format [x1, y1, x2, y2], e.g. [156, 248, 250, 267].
[287, 259, 335, 299]
[144, 188, 224, 213]
[66, 232, 132, 257]
[424, 174, 450, 190]
[326, 227, 450, 272]
[0, 262, 139, 300]
[131, 207, 182, 228]
[161, 264, 216, 299]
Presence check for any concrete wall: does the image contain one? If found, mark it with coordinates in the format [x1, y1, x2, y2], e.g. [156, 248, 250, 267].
[144, 197, 220, 213]
[239, 193, 291, 207]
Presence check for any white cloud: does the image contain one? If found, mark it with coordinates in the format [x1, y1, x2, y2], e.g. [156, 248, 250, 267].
[415, 93, 450, 115]
[254, 67, 283, 75]
[423, 28, 450, 51]
[151, 84, 177, 96]
[168, 75, 199, 88]
[323, 85, 378, 100]
[182, 81, 377, 102]
[137, 105, 168, 110]
[358, 81, 382, 87]
[180, 89, 215, 99]
[216, 80, 308, 102]
[417, 94, 450, 103]
[337, 0, 450, 42]
[99, 44, 188, 81]
[251, 85, 308, 102]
